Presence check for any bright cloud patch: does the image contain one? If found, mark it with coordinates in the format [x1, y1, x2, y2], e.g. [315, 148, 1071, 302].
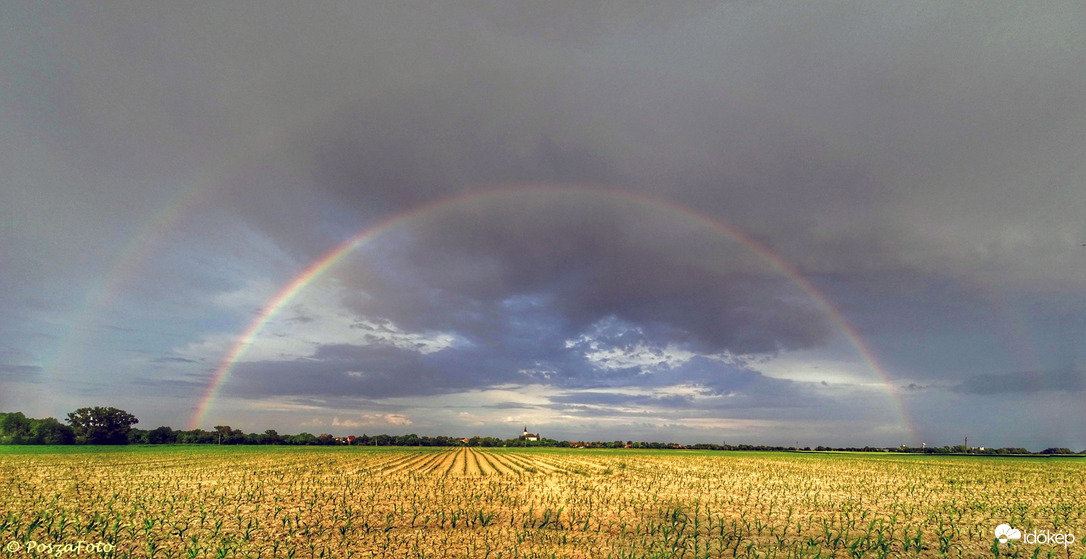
[752, 350, 878, 386]
[176, 274, 457, 364]
[580, 342, 696, 371]
[333, 414, 412, 428]
[349, 319, 456, 355]
[565, 316, 698, 372]
[564, 316, 744, 374]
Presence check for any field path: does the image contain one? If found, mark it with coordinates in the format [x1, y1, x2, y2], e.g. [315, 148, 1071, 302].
[374, 448, 630, 477]
[553, 456, 612, 474]
[383, 451, 436, 473]
[471, 449, 500, 475]
[500, 452, 560, 473]
[413, 451, 450, 474]
[436, 449, 459, 475]
[372, 453, 416, 471]
[474, 450, 507, 474]
[464, 448, 483, 475]
[484, 452, 525, 474]
[450, 448, 468, 475]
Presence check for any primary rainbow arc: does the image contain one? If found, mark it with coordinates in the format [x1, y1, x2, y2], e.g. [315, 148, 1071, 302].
[188, 185, 913, 442]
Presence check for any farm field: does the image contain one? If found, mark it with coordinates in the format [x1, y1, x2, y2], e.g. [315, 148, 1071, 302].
[1, 446, 1084, 558]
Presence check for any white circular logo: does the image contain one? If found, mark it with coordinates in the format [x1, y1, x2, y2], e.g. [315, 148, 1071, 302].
[995, 524, 1022, 544]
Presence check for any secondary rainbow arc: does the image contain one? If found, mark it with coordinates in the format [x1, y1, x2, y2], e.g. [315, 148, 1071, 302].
[188, 185, 913, 441]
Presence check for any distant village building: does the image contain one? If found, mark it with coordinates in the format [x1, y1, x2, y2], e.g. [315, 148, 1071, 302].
[520, 426, 540, 441]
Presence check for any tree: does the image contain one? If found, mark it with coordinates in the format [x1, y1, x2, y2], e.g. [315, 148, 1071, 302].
[0, 413, 75, 445]
[213, 425, 245, 444]
[396, 433, 420, 447]
[0, 412, 32, 444]
[147, 426, 176, 444]
[289, 432, 318, 445]
[29, 417, 75, 445]
[65, 407, 139, 445]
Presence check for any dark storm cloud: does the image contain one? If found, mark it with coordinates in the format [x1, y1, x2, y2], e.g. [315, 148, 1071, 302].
[303, 85, 627, 216]
[6, 2, 1086, 287]
[954, 370, 1085, 395]
[261, 2, 1086, 395]
[292, 3, 1085, 288]
[3, 2, 1085, 445]
[331, 193, 835, 357]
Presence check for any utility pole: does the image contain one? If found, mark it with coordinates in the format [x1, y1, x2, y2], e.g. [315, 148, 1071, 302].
[964, 436, 968, 453]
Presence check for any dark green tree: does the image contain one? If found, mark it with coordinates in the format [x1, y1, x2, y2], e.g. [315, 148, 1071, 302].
[178, 429, 216, 444]
[0, 412, 32, 444]
[65, 407, 139, 445]
[290, 432, 318, 445]
[29, 417, 75, 445]
[213, 425, 246, 444]
[147, 426, 176, 444]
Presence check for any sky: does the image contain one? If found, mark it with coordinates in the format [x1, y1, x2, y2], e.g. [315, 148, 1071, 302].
[2, 2, 1084, 450]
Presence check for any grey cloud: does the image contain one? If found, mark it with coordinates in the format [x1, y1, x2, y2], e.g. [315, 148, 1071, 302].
[131, 377, 207, 394]
[551, 392, 696, 410]
[226, 343, 533, 400]
[0, 364, 44, 380]
[481, 402, 539, 410]
[954, 370, 1085, 396]
[301, 80, 628, 217]
[153, 357, 198, 364]
[462, 1, 718, 44]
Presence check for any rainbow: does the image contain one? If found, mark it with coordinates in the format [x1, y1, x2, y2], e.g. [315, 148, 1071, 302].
[40, 149, 267, 389]
[188, 185, 913, 440]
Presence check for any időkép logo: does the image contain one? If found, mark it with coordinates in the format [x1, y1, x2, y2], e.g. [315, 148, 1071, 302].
[995, 523, 1075, 549]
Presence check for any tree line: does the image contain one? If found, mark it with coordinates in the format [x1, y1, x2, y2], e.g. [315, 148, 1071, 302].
[1, 409, 1082, 455]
